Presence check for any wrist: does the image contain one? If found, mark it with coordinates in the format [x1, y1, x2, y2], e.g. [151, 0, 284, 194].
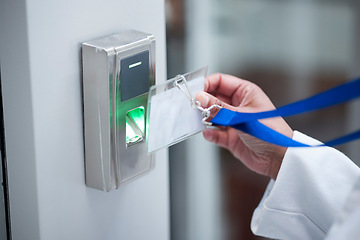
[269, 129, 293, 180]
[269, 146, 287, 180]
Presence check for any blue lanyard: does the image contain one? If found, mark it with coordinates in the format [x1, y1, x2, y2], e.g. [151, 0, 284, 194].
[210, 78, 360, 147]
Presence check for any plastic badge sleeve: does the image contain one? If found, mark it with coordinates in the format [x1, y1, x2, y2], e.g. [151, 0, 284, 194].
[146, 67, 207, 153]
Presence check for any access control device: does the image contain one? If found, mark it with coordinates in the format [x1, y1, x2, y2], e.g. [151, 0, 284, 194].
[82, 30, 155, 191]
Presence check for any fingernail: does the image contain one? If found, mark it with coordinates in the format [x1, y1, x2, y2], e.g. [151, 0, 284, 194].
[203, 128, 214, 141]
[197, 92, 209, 107]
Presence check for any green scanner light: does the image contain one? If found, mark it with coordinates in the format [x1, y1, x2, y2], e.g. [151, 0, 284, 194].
[126, 106, 145, 147]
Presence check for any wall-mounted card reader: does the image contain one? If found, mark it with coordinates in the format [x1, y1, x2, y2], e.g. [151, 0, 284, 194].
[82, 30, 155, 191]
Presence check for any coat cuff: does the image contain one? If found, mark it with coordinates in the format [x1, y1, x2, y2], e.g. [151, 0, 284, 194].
[251, 131, 360, 240]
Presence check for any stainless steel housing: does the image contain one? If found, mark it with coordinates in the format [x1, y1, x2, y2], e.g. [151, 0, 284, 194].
[82, 30, 155, 191]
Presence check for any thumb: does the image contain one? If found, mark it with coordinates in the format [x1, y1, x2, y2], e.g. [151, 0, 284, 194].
[195, 92, 238, 118]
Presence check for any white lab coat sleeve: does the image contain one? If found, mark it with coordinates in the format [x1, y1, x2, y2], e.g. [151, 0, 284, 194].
[325, 177, 360, 239]
[250, 131, 360, 240]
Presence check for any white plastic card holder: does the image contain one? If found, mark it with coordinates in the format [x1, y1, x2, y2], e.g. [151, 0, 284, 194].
[147, 67, 207, 153]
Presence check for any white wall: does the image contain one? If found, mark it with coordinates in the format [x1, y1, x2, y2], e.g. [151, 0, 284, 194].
[0, 0, 169, 239]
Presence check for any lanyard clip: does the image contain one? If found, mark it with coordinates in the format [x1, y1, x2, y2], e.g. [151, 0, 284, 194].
[174, 74, 222, 126]
[192, 99, 222, 126]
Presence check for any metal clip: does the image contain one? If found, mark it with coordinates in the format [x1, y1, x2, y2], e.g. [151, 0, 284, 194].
[174, 74, 222, 126]
[174, 74, 198, 109]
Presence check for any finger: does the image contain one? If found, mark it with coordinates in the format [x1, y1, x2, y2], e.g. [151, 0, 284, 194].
[207, 73, 276, 111]
[203, 127, 243, 151]
[212, 93, 232, 105]
[195, 92, 238, 118]
[206, 73, 252, 100]
[203, 128, 230, 149]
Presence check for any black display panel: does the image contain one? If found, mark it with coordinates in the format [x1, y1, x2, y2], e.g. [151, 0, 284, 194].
[120, 51, 149, 102]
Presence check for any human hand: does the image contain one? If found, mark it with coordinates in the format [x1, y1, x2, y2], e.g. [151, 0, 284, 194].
[196, 73, 293, 180]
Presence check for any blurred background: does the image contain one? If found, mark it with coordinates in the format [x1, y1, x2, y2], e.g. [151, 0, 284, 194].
[165, 0, 360, 239]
